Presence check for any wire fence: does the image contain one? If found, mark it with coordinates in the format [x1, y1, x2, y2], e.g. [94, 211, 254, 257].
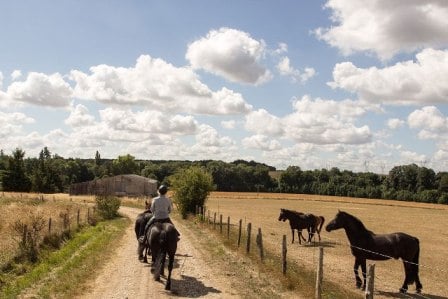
[197, 206, 446, 299]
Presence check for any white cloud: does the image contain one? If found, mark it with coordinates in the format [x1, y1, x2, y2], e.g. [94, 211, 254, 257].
[242, 134, 281, 151]
[186, 27, 272, 85]
[195, 124, 234, 147]
[245, 109, 284, 136]
[408, 106, 447, 131]
[276, 57, 315, 83]
[11, 70, 22, 80]
[329, 48, 448, 105]
[7, 72, 73, 107]
[315, 0, 448, 60]
[0, 111, 35, 138]
[221, 120, 236, 129]
[245, 95, 373, 145]
[400, 150, 427, 164]
[387, 118, 405, 129]
[71, 55, 252, 115]
[65, 104, 96, 127]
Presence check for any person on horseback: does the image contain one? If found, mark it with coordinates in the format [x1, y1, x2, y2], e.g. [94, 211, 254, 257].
[142, 185, 180, 242]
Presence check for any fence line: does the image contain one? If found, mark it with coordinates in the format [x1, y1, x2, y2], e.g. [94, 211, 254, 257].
[201, 207, 445, 298]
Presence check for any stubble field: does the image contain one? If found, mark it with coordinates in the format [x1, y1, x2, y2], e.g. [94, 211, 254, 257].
[205, 192, 448, 298]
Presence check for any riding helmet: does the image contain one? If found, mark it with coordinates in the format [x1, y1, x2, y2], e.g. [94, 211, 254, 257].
[158, 185, 168, 194]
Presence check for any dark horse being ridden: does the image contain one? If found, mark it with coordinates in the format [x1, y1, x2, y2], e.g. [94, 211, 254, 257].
[278, 208, 325, 244]
[146, 221, 178, 290]
[134, 201, 152, 262]
[325, 210, 422, 294]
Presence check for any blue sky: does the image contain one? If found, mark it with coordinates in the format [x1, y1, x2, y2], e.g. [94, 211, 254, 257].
[1, 0, 448, 173]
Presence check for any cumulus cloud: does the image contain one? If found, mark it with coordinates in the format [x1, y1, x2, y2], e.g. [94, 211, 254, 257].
[186, 27, 272, 85]
[387, 118, 405, 129]
[408, 106, 448, 141]
[245, 95, 373, 145]
[221, 120, 236, 129]
[71, 55, 252, 115]
[65, 104, 96, 127]
[0, 111, 35, 138]
[98, 108, 199, 136]
[276, 57, 315, 83]
[329, 48, 448, 105]
[242, 134, 281, 151]
[315, 0, 448, 60]
[7, 72, 73, 107]
[11, 70, 22, 80]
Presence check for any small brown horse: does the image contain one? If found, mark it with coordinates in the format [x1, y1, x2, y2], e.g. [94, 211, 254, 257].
[278, 208, 325, 244]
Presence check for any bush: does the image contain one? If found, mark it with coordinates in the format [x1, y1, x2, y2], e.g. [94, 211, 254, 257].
[13, 215, 46, 263]
[438, 193, 448, 205]
[95, 195, 121, 219]
[170, 166, 214, 218]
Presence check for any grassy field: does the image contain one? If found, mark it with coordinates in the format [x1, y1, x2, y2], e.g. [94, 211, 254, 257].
[204, 192, 448, 298]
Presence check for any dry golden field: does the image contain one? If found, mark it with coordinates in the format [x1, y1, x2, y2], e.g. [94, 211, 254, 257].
[205, 192, 448, 299]
[0, 192, 96, 267]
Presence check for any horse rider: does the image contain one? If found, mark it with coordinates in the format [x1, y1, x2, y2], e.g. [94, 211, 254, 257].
[141, 184, 180, 243]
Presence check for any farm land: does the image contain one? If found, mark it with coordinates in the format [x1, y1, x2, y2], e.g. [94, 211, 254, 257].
[1, 191, 448, 298]
[205, 192, 448, 298]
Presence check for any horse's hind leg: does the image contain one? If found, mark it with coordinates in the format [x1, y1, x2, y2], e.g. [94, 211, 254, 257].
[165, 254, 174, 290]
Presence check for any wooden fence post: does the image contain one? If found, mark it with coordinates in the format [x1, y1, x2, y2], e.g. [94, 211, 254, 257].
[315, 247, 324, 299]
[208, 210, 210, 224]
[238, 219, 242, 247]
[213, 212, 216, 229]
[365, 264, 375, 299]
[256, 228, 264, 261]
[48, 217, 52, 234]
[220, 214, 223, 234]
[246, 223, 252, 253]
[227, 216, 230, 239]
[282, 235, 287, 275]
[77, 209, 80, 227]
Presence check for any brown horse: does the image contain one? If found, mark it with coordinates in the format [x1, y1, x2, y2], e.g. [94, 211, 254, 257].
[278, 208, 325, 244]
[147, 221, 178, 290]
[326, 210, 422, 293]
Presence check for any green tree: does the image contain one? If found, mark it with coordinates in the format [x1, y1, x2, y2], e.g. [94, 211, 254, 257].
[112, 154, 139, 175]
[2, 148, 31, 191]
[170, 166, 214, 218]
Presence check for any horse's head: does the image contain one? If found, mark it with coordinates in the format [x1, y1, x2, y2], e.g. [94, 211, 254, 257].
[325, 210, 346, 232]
[278, 208, 287, 222]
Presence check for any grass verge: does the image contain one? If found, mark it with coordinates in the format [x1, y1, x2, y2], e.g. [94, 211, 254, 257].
[0, 216, 129, 299]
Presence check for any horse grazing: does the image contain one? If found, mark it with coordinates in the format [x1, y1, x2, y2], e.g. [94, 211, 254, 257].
[147, 221, 178, 290]
[325, 210, 422, 294]
[278, 208, 325, 244]
[134, 201, 152, 262]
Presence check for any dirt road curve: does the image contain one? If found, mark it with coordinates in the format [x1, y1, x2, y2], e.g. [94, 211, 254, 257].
[77, 206, 238, 298]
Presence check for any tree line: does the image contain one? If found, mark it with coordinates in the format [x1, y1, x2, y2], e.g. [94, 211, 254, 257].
[1, 147, 447, 204]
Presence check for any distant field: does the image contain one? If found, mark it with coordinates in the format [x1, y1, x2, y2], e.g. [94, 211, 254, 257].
[205, 192, 448, 298]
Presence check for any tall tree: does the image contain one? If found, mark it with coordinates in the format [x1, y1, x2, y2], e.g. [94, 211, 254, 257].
[2, 148, 31, 191]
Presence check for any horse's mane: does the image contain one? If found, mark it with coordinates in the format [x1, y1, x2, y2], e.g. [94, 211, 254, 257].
[340, 211, 374, 235]
[282, 208, 304, 216]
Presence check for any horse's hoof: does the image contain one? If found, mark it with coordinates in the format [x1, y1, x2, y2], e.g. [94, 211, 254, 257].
[416, 288, 422, 294]
[399, 288, 407, 293]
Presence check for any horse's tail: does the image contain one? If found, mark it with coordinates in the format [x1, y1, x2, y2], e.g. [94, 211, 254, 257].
[317, 216, 325, 233]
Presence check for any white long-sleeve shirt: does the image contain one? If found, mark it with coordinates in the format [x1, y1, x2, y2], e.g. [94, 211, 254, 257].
[150, 194, 172, 219]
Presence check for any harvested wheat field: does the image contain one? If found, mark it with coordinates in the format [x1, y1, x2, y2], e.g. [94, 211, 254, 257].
[205, 192, 448, 299]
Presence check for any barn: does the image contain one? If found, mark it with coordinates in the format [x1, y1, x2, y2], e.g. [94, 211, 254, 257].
[69, 174, 158, 197]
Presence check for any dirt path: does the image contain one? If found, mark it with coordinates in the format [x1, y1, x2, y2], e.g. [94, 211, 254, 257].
[77, 206, 239, 298]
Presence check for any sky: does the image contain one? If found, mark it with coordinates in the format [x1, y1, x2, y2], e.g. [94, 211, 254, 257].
[1, 0, 448, 174]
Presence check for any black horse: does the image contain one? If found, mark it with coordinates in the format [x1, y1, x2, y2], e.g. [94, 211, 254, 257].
[325, 210, 422, 294]
[134, 201, 152, 262]
[147, 221, 178, 290]
[278, 208, 325, 244]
